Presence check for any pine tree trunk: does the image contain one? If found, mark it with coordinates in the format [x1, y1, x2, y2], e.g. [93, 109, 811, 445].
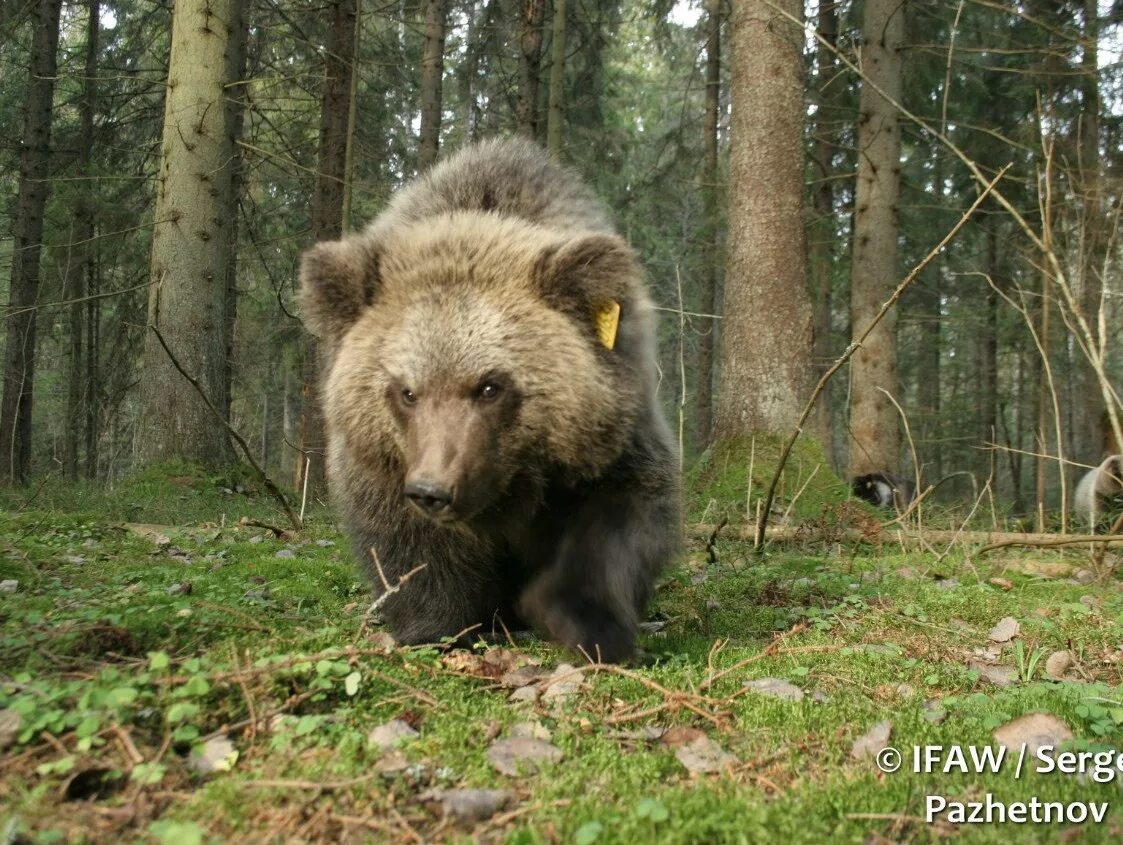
[545, 0, 566, 152]
[809, 0, 838, 465]
[136, 0, 242, 467]
[457, 0, 481, 141]
[418, 0, 446, 169]
[0, 0, 63, 484]
[517, 0, 545, 138]
[713, 0, 813, 438]
[847, 0, 904, 478]
[85, 248, 100, 479]
[295, 0, 359, 496]
[978, 224, 999, 477]
[222, 0, 249, 425]
[1075, 0, 1103, 463]
[64, 0, 100, 481]
[695, 0, 721, 450]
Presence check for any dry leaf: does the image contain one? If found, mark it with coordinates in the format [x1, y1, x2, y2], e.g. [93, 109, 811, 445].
[608, 726, 665, 742]
[0, 708, 22, 750]
[743, 677, 804, 702]
[500, 666, 550, 689]
[509, 721, 551, 741]
[993, 713, 1074, 756]
[367, 719, 419, 751]
[675, 736, 737, 774]
[850, 721, 892, 760]
[660, 726, 706, 748]
[421, 788, 514, 822]
[968, 660, 1017, 687]
[509, 685, 540, 703]
[1044, 650, 1073, 679]
[376, 749, 410, 773]
[541, 663, 585, 701]
[988, 617, 1020, 643]
[486, 737, 563, 776]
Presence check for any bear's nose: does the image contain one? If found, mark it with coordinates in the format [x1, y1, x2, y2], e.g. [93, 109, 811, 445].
[404, 480, 453, 515]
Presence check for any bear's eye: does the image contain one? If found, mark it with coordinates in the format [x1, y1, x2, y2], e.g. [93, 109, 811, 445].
[401, 388, 418, 405]
[476, 382, 502, 402]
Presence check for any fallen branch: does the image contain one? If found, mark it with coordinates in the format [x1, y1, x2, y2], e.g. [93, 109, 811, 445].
[692, 522, 1123, 551]
[753, 167, 1008, 550]
[150, 325, 303, 532]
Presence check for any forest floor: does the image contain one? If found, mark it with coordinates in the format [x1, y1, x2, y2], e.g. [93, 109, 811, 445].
[2, 466, 1122, 844]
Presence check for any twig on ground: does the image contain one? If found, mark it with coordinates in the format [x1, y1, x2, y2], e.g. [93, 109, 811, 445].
[367, 547, 427, 617]
[112, 724, 144, 765]
[244, 772, 381, 791]
[706, 517, 728, 564]
[237, 517, 289, 538]
[753, 168, 1008, 550]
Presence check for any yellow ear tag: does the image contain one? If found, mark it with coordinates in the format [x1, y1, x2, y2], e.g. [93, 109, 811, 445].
[593, 299, 621, 350]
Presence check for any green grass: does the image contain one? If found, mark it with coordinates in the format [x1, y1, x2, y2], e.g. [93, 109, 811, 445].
[2, 466, 1122, 843]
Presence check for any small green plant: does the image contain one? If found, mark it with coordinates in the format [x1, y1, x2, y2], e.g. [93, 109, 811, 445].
[1012, 640, 1047, 683]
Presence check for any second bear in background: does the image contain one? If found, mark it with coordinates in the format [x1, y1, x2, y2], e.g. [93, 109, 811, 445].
[1074, 455, 1123, 533]
[852, 472, 917, 512]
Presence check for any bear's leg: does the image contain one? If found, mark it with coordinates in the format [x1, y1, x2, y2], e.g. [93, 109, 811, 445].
[519, 487, 679, 663]
[356, 529, 506, 647]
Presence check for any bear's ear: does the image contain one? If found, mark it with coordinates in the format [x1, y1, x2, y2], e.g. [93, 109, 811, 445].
[299, 237, 380, 342]
[534, 233, 638, 320]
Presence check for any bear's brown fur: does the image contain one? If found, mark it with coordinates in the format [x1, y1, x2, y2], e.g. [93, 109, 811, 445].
[300, 138, 680, 662]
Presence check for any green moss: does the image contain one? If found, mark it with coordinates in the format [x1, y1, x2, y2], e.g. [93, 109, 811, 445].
[2, 474, 1122, 843]
[687, 434, 849, 524]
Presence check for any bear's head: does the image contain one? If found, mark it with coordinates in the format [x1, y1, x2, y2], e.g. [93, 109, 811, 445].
[300, 213, 651, 524]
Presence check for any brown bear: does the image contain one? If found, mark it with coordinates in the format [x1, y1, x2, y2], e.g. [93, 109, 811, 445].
[299, 138, 680, 662]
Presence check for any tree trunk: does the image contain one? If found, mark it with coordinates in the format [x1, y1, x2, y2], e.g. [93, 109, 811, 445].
[85, 244, 100, 479]
[0, 0, 63, 484]
[223, 0, 249, 425]
[457, 0, 481, 141]
[517, 0, 545, 138]
[978, 223, 999, 477]
[418, 0, 446, 169]
[295, 0, 360, 496]
[1075, 0, 1103, 463]
[847, 0, 904, 478]
[64, 0, 100, 481]
[545, 0, 566, 152]
[713, 0, 813, 438]
[136, 0, 243, 467]
[809, 0, 838, 465]
[695, 0, 722, 449]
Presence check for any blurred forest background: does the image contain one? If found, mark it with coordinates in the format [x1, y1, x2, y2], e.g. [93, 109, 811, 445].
[1, 0, 1121, 525]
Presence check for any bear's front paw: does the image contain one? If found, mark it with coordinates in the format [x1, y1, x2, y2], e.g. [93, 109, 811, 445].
[522, 593, 636, 664]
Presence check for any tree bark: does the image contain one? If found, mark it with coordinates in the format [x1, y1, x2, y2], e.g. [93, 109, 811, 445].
[85, 241, 100, 478]
[694, 0, 722, 450]
[456, 0, 481, 141]
[223, 0, 249, 425]
[545, 0, 566, 152]
[295, 0, 360, 495]
[136, 0, 243, 467]
[517, 0, 545, 138]
[847, 0, 904, 478]
[713, 0, 813, 438]
[418, 0, 446, 169]
[978, 223, 1000, 477]
[809, 0, 838, 465]
[0, 0, 63, 484]
[64, 0, 100, 481]
[1074, 0, 1103, 464]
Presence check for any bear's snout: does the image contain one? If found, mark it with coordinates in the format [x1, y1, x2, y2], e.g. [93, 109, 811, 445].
[404, 479, 454, 516]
